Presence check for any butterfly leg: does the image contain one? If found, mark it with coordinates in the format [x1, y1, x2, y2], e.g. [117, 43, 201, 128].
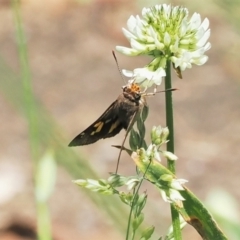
[115, 111, 139, 173]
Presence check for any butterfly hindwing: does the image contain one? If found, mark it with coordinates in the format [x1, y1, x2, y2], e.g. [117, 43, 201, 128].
[68, 100, 124, 146]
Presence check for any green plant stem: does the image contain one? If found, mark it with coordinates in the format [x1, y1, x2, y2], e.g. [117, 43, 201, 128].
[164, 61, 175, 173]
[37, 202, 52, 240]
[164, 60, 181, 240]
[126, 189, 135, 240]
[11, 0, 39, 164]
[126, 162, 151, 240]
[11, 1, 51, 240]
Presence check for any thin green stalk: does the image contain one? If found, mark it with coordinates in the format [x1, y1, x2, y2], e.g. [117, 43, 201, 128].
[11, 1, 51, 240]
[164, 60, 175, 173]
[164, 60, 181, 240]
[126, 188, 135, 240]
[37, 202, 52, 240]
[126, 162, 151, 240]
[11, 0, 39, 163]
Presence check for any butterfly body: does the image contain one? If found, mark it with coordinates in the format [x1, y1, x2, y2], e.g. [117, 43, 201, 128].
[68, 83, 145, 147]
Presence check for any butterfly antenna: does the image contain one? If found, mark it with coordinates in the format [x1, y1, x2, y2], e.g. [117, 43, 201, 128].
[112, 50, 126, 84]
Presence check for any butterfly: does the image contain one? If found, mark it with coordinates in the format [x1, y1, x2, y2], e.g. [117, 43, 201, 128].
[68, 82, 145, 147]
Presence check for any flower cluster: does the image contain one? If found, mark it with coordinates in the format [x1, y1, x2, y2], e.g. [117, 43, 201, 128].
[130, 125, 187, 203]
[158, 174, 188, 203]
[116, 4, 211, 87]
[131, 149, 187, 203]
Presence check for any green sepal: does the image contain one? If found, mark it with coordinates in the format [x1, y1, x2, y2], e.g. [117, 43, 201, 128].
[132, 213, 144, 231]
[140, 226, 155, 240]
[119, 192, 134, 206]
[133, 193, 147, 217]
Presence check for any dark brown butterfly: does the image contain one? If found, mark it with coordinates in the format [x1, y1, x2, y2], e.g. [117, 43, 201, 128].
[68, 82, 145, 147]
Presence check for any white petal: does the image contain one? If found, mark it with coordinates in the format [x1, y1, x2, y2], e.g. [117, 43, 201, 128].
[122, 69, 134, 77]
[170, 37, 179, 53]
[127, 15, 137, 33]
[122, 28, 136, 40]
[115, 46, 140, 56]
[192, 55, 208, 65]
[204, 42, 211, 51]
[169, 189, 185, 202]
[189, 12, 201, 29]
[171, 179, 188, 190]
[154, 151, 161, 162]
[146, 143, 154, 156]
[200, 18, 209, 31]
[149, 26, 164, 50]
[162, 151, 178, 161]
[152, 68, 166, 84]
[196, 29, 210, 47]
[130, 38, 147, 51]
[142, 7, 148, 16]
[164, 32, 171, 46]
[160, 189, 171, 203]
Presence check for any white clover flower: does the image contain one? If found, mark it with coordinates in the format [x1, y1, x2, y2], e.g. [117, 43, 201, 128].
[146, 143, 161, 162]
[116, 4, 211, 75]
[170, 178, 188, 190]
[160, 189, 185, 203]
[159, 177, 187, 203]
[169, 189, 185, 202]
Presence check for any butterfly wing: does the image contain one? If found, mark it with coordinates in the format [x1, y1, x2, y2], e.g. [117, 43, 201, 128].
[68, 100, 124, 146]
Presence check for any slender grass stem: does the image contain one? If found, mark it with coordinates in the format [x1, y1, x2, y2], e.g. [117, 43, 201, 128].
[11, 1, 51, 239]
[126, 162, 151, 240]
[11, 0, 39, 164]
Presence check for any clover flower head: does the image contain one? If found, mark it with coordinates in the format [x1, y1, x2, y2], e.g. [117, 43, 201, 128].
[116, 4, 211, 74]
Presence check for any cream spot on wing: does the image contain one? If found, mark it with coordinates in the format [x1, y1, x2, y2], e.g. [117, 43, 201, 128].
[108, 120, 120, 134]
[91, 121, 104, 135]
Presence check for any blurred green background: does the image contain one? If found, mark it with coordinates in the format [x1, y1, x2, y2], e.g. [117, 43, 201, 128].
[0, 0, 240, 239]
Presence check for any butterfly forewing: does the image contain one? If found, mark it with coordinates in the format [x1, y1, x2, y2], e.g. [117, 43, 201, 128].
[68, 100, 124, 146]
[68, 83, 143, 147]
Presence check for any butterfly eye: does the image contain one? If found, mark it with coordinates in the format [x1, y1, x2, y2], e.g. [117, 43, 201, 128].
[134, 93, 141, 100]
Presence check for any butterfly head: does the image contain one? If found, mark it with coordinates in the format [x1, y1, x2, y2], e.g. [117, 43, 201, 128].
[122, 82, 142, 104]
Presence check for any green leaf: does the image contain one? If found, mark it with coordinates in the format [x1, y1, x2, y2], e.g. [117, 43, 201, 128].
[141, 105, 149, 122]
[142, 140, 148, 150]
[133, 157, 229, 240]
[129, 128, 140, 150]
[137, 116, 146, 141]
